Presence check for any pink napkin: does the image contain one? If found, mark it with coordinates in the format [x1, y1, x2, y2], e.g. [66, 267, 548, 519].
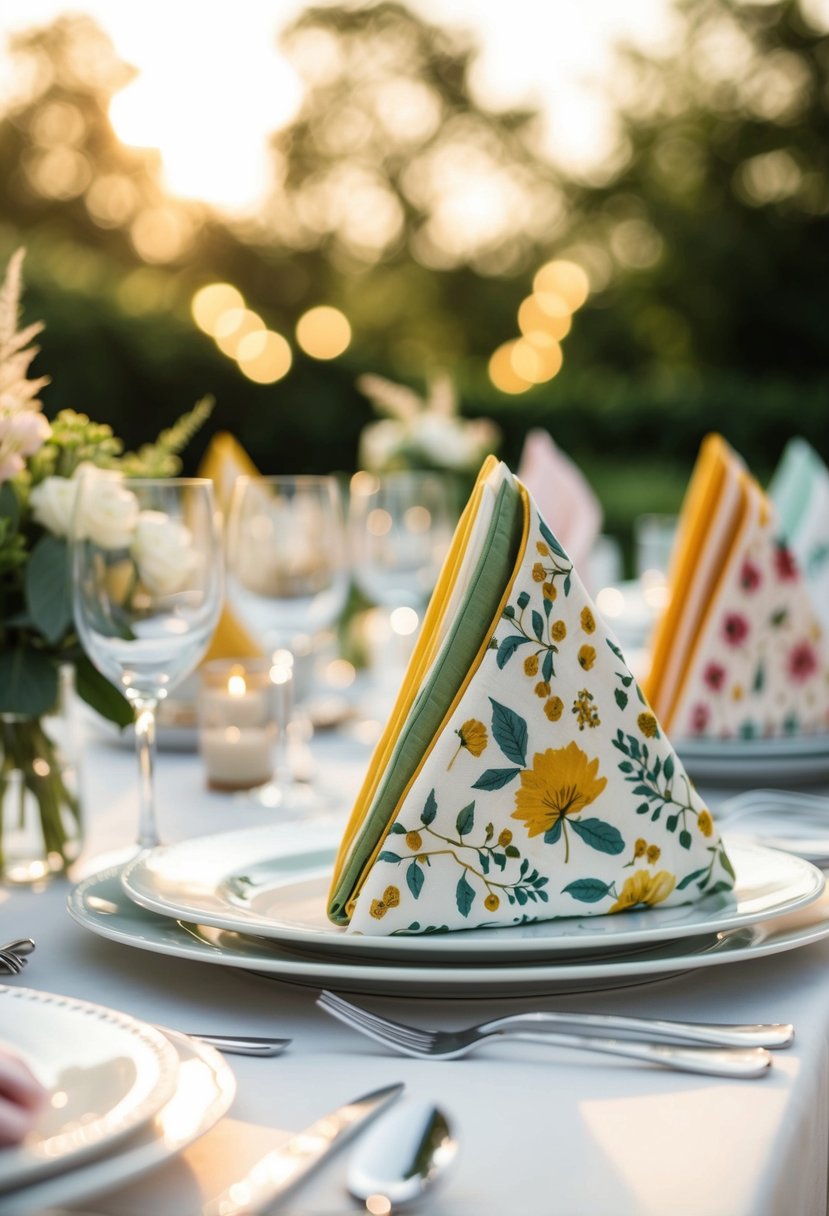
[0, 1045, 46, 1145]
[517, 430, 602, 573]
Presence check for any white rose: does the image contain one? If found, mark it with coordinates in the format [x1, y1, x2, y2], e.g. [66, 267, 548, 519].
[132, 510, 196, 596]
[73, 465, 139, 549]
[29, 475, 77, 537]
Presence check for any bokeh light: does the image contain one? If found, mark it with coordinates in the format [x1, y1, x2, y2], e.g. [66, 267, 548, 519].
[532, 259, 590, 310]
[295, 305, 351, 359]
[191, 283, 245, 335]
[235, 330, 292, 383]
[488, 341, 532, 395]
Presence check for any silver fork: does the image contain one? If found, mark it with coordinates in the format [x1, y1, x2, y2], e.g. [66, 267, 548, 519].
[0, 950, 26, 975]
[316, 992, 781, 1079]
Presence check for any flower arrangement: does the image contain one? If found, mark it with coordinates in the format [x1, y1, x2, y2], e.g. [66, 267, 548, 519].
[0, 248, 210, 875]
[356, 372, 499, 476]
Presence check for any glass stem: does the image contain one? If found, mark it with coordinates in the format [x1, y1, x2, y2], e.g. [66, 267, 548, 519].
[133, 697, 160, 848]
[273, 673, 293, 789]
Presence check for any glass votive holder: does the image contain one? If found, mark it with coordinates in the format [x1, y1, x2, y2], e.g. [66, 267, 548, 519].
[198, 659, 275, 792]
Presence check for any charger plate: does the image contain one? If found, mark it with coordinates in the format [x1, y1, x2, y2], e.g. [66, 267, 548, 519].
[0, 987, 179, 1194]
[0, 1029, 235, 1216]
[118, 828, 824, 963]
[679, 732, 829, 785]
[69, 866, 829, 999]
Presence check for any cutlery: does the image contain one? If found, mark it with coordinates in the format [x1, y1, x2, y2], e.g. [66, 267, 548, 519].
[317, 992, 775, 1078]
[0, 951, 25, 975]
[188, 1033, 291, 1057]
[318, 989, 792, 1050]
[201, 1082, 404, 1216]
[0, 938, 35, 957]
[347, 1098, 458, 1211]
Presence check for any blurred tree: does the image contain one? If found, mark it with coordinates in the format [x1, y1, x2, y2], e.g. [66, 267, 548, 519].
[561, 0, 829, 379]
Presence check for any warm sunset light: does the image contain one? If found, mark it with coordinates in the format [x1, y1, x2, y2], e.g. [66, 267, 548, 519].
[295, 306, 352, 360]
[214, 308, 266, 358]
[532, 259, 591, 310]
[236, 330, 293, 383]
[488, 341, 532, 395]
[517, 294, 572, 343]
[191, 283, 245, 335]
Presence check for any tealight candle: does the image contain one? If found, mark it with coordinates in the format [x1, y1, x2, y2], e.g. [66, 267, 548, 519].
[199, 660, 275, 791]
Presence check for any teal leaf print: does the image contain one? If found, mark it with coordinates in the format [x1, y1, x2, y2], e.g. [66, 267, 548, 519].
[389, 822, 406, 835]
[542, 650, 554, 682]
[406, 860, 424, 899]
[471, 767, 522, 791]
[676, 866, 708, 891]
[543, 819, 563, 845]
[377, 851, 401, 863]
[562, 878, 613, 903]
[456, 802, 475, 836]
[615, 688, 628, 710]
[569, 818, 625, 855]
[538, 517, 568, 560]
[421, 789, 438, 826]
[517, 590, 530, 610]
[456, 872, 475, 917]
[531, 609, 544, 640]
[496, 634, 530, 669]
[489, 698, 527, 766]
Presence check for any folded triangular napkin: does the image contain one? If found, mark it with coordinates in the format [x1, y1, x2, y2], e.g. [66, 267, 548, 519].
[517, 429, 602, 575]
[197, 431, 262, 662]
[769, 437, 829, 632]
[644, 434, 829, 741]
[328, 458, 732, 936]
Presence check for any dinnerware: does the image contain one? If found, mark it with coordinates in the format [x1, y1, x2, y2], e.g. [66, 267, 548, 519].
[0, 1029, 235, 1216]
[0, 951, 25, 975]
[316, 992, 772, 1077]
[717, 789, 829, 864]
[71, 477, 223, 848]
[118, 828, 825, 962]
[0, 939, 35, 957]
[678, 732, 829, 785]
[317, 989, 793, 1049]
[202, 1082, 404, 1216]
[188, 1033, 291, 1057]
[346, 1099, 458, 1210]
[0, 986, 180, 1194]
[68, 867, 829, 999]
[225, 474, 348, 812]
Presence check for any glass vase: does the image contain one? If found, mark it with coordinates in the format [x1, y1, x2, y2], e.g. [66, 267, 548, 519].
[0, 666, 83, 884]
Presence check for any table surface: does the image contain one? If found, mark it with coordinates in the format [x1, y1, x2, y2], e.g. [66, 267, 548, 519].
[2, 719, 829, 1216]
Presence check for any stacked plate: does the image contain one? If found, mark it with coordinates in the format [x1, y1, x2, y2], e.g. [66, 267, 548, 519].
[677, 732, 829, 786]
[68, 822, 829, 1000]
[0, 987, 235, 1215]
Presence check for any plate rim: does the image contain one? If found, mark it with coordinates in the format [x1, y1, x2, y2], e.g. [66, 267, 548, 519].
[117, 828, 825, 961]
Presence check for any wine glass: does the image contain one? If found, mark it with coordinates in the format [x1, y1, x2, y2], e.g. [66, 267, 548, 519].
[224, 474, 348, 810]
[71, 477, 222, 849]
[349, 470, 456, 708]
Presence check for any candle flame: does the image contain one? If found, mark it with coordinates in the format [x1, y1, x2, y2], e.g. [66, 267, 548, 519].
[227, 674, 247, 698]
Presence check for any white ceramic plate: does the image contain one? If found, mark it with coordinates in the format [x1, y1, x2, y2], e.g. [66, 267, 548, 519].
[118, 828, 824, 963]
[0, 987, 180, 1194]
[0, 1029, 235, 1216]
[679, 732, 829, 786]
[69, 865, 829, 999]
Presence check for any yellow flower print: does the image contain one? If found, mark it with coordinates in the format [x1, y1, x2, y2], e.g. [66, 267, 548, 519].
[405, 830, 423, 851]
[637, 712, 659, 738]
[512, 742, 607, 848]
[572, 688, 600, 730]
[532, 562, 546, 582]
[484, 893, 500, 911]
[609, 870, 676, 914]
[524, 654, 539, 677]
[578, 644, 596, 671]
[698, 809, 714, 837]
[551, 620, 567, 642]
[544, 696, 564, 721]
[535, 680, 552, 698]
[370, 885, 400, 919]
[543, 582, 557, 601]
[580, 606, 596, 634]
[447, 718, 488, 769]
[634, 837, 647, 858]
[536, 541, 550, 556]
[646, 844, 661, 863]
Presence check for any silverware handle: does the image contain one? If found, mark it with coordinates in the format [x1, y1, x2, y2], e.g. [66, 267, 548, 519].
[190, 1034, 291, 1057]
[495, 1030, 772, 1077]
[484, 1012, 794, 1049]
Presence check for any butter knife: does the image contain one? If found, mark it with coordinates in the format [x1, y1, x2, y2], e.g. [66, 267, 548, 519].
[202, 1081, 404, 1215]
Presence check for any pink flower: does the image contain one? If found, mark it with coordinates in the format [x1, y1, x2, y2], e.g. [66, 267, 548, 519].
[722, 612, 750, 647]
[703, 662, 727, 691]
[739, 559, 762, 593]
[787, 641, 819, 683]
[690, 704, 711, 734]
[774, 543, 799, 582]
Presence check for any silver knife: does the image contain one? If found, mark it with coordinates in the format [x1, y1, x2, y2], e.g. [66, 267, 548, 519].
[202, 1082, 405, 1215]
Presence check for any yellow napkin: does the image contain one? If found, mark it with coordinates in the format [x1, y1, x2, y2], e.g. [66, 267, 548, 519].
[197, 432, 262, 662]
[644, 434, 829, 740]
[328, 458, 732, 936]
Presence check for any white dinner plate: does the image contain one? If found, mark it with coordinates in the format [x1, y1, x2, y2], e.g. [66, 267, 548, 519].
[118, 828, 824, 963]
[0, 1029, 235, 1216]
[69, 865, 829, 999]
[679, 732, 829, 786]
[0, 987, 180, 1194]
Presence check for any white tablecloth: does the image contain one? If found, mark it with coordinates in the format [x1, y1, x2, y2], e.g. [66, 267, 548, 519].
[2, 725, 829, 1216]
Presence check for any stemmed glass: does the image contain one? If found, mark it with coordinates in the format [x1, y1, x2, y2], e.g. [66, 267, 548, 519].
[224, 474, 348, 810]
[72, 477, 223, 849]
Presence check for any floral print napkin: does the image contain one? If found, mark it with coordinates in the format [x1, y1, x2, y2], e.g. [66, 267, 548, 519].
[645, 435, 829, 741]
[331, 460, 732, 936]
[770, 438, 829, 633]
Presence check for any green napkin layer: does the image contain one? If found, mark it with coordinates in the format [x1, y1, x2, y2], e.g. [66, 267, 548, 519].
[328, 475, 524, 924]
